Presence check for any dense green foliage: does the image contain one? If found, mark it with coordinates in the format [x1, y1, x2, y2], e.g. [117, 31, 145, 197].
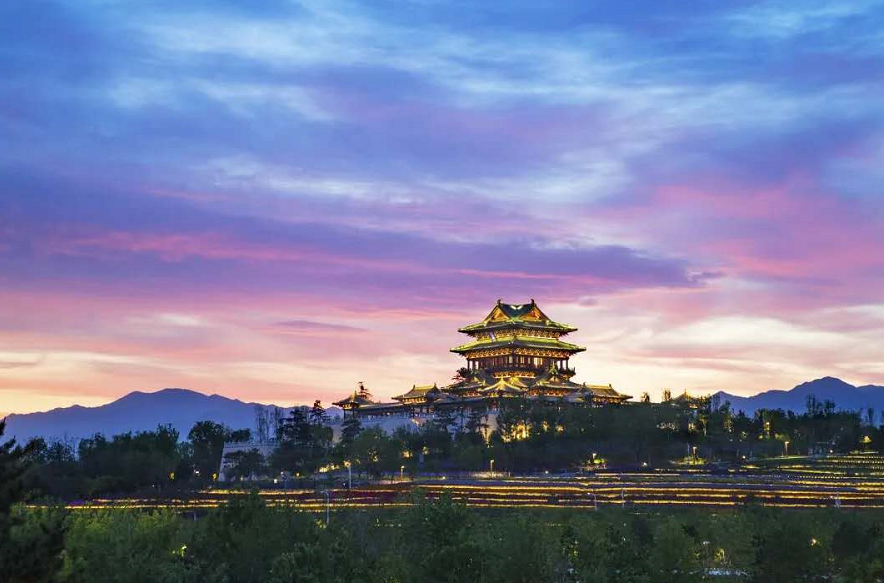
[7, 412, 884, 582]
[19, 421, 255, 499]
[1, 420, 66, 583]
[326, 396, 883, 479]
[12, 394, 884, 499]
[190, 421, 251, 481]
[484, 394, 876, 470]
[269, 407, 333, 478]
[7, 494, 884, 583]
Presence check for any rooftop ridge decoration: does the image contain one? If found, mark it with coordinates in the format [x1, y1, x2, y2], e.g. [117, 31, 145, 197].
[457, 298, 578, 334]
[334, 299, 630, 418]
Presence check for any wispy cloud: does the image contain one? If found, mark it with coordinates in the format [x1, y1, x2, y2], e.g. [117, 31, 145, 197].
[1, 1, 882, 412]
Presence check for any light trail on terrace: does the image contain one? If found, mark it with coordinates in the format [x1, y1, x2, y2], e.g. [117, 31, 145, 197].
[51, 472, 884, 511]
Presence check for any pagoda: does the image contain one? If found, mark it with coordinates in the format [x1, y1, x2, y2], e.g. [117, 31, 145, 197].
[451, 299, 583, 379]
[334, 300, 630, 418]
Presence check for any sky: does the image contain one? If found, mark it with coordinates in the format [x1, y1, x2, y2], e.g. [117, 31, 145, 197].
[1, 1, 883, 415]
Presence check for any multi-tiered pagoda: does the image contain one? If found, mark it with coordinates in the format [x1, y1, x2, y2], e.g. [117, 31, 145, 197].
[334, 299, 630, 418]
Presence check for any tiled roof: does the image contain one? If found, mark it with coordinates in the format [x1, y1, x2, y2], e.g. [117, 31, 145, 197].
[393, 384, 439, 401]
[450, 335, 585, 354]
[584, 384, 631, 400]
[333, 391, 374, 406]
[458, 299, 577, 334]
[479, 377, 529, 394]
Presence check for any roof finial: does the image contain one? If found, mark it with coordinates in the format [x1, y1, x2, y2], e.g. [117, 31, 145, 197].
[497, 298, 502, 305]
[531, 298, 535, 305]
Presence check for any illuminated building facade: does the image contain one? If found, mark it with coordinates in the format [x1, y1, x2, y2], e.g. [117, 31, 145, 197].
[334, 300, 631, 418]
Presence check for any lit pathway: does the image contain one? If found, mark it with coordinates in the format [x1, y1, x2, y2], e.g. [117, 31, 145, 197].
[59, 453, 884, 511]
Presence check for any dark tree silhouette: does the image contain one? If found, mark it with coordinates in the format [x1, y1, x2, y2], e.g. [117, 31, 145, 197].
[0, 419, 66, 582]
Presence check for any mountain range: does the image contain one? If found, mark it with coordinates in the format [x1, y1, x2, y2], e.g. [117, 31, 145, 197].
[3, 377, 883, 443]
[2, 388, 341, 443]
[715, 377, 884, 416]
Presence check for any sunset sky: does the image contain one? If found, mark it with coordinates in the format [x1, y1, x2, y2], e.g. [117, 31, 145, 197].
[2, 1, 883, 414]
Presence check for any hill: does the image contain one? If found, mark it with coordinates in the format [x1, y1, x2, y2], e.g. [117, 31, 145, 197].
[2, 388, 342, 443]
[715, 377, 884, 416]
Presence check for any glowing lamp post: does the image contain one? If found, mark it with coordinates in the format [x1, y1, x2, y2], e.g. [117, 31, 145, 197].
[785, 441, 790, 456]
[489, 459, 495, 477]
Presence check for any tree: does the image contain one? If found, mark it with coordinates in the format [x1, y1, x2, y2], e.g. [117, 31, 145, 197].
[188, 421, 228, 479]
[465, 407, 488, 437]
[331, 416, 364, 471]
[59, 508, 213, 583]
[310, 400, 329, 427]
[279, 409, 311, 446]
[340, 416, 362, 445]
[223, 449, 267, 481]
[1, 419, 66, 582]
[452, 367, 472, 382]
[227, 428, 252, 443]
[21, 437, 81, 499]
[77, 425, 181, 494]
[807, 394, 822, 416]
[398, 495, 483, 583]
[268, 543, 324, 583]
[753, 512, 831, 582]
[650, 517, 701, 582]
[433, 407, 457, 434]
[271, 409, 313, 476]
[351, 428, 396, 478]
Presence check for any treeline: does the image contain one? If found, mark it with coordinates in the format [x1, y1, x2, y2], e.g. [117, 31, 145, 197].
[4, 419, 884, 583]
[19, 421, 252, 499]
[12, 393, 884, 498]
[278, 395, 883, 480]
[8, 494, 884, 583]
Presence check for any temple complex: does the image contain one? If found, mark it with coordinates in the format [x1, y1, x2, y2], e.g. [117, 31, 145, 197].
[334, 299, 630, 418]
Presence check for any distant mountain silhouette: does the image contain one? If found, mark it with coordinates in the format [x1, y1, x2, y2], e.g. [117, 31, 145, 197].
[715, 377, 884, 416]
[7, 378, 882, 442]
[2, 388, 343, 443]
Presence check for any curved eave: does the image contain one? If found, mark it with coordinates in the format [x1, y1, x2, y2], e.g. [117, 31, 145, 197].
[358, 402, 405, 411]
[533, 381, 584, 391]
[333, 397, 371, 406]
[458, 321, 577, 334]
[587, 391, 632, 401]
[392, 388, 438, 401]
[450, 338, 586, 354]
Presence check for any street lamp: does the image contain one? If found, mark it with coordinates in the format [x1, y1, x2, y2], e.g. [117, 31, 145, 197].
[400, 465, 405, 481]
[489, 459, 495, 477]
[785, 441, 790, 456]
[344, 460, 352, 489]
